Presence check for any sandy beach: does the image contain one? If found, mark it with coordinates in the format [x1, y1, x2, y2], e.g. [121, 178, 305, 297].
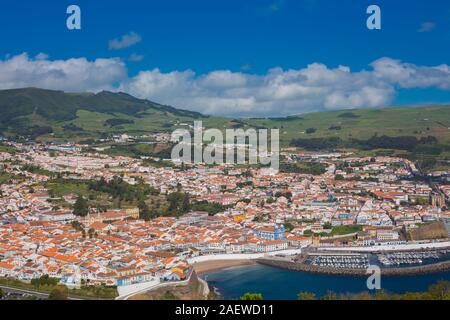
[193, 259, 257, 274]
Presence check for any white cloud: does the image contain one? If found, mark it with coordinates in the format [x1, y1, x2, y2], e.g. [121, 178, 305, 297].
[371, 57, 450, 90]
[120, 63, 396, 116]
[240, 64, 252, 71]
[108, 32, 142, 50]
[35, 53, 49, 60]
[1, 54, 450, 117]
[128, 53, 144, 62]
[418, 22, 436, 33]
[0, 53, 127, 92]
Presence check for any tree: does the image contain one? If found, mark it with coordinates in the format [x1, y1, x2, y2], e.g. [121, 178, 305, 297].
[160, 290, 180, 300]
[320, 290, 338, 300]
[275, 191, 292, 200]
[323, 222, 332, 230]
[138, 200, 153, 221]
[48, 286, 68, 300]
[166, 192, 190, 217]
[71, 221, 84, 232]
[426, 280, 450, 300]
[297, 292, 316, 300]
[31, 275, 59, 289]
[73, 195, 89, 217]
[240, 293, 263, 300]
[88, 228, 96, 239]
[284, 222, 295, 232]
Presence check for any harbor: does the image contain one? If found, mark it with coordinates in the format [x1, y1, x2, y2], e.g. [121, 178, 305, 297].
[203, 263, 450, 300]
[255, 247, 450, 276]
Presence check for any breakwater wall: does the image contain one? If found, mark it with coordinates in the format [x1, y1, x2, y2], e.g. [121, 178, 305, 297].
[256, 258, 450, 276]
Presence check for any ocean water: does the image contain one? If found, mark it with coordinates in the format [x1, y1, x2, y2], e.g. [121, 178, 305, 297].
[203, 264, 450, 300]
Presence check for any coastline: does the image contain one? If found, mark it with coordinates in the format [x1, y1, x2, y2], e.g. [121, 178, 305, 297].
[257, 257, 450, 277]
[193, 259, 257, 274]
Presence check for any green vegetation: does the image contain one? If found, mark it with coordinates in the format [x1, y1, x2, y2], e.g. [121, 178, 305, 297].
[323, 222, 332, 230]
[190, 200, 230, 215]
[2, 88, 449, 149]
[31, 275, 59, 289]
[104, 118, 135, 127]
[0, 172, 25, 185]
[306, 225, 363, 237]
[0, 277, 118, 299]
[284, 222, 295, 232]
[328, 225, 363, 236]
[48, 286, 69, 300]
[297, 280, 450, 300]
[73, 195, 89, 217]
[45, 179, 91, 197]
[0, 88, 207, 140]
[142, 158, 176, 168]
[248, 106, 450, 146]
[303, 230, 313, 236]
[21, 164, 54, 176]
[166, 192, 191, 217]
[47, 177, 195, 220]
[275, 191, 293, 200]
[239, 293, 264, 300]
[0, 88, 201, 124]
[62, 123, 84, 132]
[0, 143, 16, 153]
[297, 292, 317, 300]
[70, 285, 118, 299]
[280, 162, 327, 175]
[2, 88, 450, 172]
[160, 291, 180, 300]
[100, 143, 165, 158]
[289, 135, 441, 152]
[88, 177, 159, 204]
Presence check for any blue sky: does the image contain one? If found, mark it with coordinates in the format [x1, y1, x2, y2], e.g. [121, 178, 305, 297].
[1, 0, 450, 116]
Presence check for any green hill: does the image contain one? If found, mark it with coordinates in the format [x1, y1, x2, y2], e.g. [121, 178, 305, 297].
[245, 107, 450, 146]
[0, 88, 209, 140]
[1, 88, 450, 160]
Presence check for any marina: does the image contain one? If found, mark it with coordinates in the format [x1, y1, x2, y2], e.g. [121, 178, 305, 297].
[377, 249, 450, 267]
[301, 248, 450, 270]
[203, 264, 450, 300]
[307, 253, 370, 270]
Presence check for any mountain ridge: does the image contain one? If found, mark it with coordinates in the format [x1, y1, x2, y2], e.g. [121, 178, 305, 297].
[1, 88, 450, 149]
[0, 87, 204, 123]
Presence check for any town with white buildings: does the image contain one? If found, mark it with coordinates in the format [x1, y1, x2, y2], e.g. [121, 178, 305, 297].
[0, 140, 449, 298]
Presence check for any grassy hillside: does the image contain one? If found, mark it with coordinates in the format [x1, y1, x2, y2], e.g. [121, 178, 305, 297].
[244, 106, 450, 172]
[0, 88, 209, 140]
[245, 106, 450, 146]
[1, 88, 450, 159]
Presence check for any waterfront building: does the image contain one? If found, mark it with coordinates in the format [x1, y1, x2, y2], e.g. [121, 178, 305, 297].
[254, 225, 285, 240]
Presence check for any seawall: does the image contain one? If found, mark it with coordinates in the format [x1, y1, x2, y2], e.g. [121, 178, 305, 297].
[257, 258, 450, 276]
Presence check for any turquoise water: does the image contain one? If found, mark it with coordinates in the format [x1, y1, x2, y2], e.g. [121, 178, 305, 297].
[203, 264, 450, 300]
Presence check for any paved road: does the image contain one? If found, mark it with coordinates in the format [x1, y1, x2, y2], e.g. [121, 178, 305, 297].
[0, 285, 83, 300]
[0, 285, 49, 299]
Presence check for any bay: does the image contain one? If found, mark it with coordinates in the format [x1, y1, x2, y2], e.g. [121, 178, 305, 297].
[203, 264, 450, 300]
